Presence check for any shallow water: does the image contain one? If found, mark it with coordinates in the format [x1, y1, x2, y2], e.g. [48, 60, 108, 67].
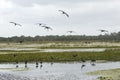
[42, 48, 106, 52]
[0, 62, 120, 80]
[0, 48, 105, 52]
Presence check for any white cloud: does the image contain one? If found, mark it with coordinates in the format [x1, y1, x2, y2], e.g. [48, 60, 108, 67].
[0, 0, 120, 37]
[0, 0, 13, 9]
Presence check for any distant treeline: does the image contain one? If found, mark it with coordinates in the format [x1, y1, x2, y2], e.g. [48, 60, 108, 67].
[0, 32, 120, 42]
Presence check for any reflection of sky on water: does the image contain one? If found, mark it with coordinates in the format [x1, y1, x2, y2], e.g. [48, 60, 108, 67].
[42, 48, 106, 52]
[0, 48, 105, 52]
[0, 62, 120, 80]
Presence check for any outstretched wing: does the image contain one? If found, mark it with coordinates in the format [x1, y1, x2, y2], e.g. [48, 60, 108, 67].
[41, 25, 46, 28]
[42, 26, 53, 30]
[48, 27, 53, 30]
[58, 10, 69, 17]
[58, 10, 64, 12]
[67, 31, 75, 33]
[46, 26, 53, 30]
[16, 23, 22, 26]
[64, 12, 69, 17]
[98, 29, 108, 32]
[10, 22, 22, 26]
[10, 22, 15, 24]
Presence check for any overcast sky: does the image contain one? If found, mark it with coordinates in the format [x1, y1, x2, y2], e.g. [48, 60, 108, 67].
[0, 0, 120, 37]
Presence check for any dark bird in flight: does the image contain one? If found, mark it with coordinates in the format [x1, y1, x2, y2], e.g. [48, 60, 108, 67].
[36, 23, 46, 26]
[10, 22, 22, 26]
[58, 10, 69, 17]
[99, 29, 108, 33]
[67, 31, 75, 33]
[42, 25, 53, 31]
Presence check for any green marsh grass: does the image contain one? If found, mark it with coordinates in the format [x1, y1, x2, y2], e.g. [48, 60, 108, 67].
[87, 68, 120, 80]
[0, 49, 119, 62]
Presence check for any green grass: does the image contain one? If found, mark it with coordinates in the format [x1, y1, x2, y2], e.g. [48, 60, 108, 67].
[87, 68, 120, 80]
[0, 49, 120, 62]
[0, 42, 119, 62]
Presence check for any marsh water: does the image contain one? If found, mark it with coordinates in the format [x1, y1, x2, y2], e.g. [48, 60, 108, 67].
[0, 62, 120, 80]
[0, 48, 105, 52]
[42, 48, 105, 52]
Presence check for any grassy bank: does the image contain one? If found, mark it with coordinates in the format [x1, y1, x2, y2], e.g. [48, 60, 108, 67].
[0, 42, 119, 62]
[0, 49, 119, 62]
[87, 68, 120, 80]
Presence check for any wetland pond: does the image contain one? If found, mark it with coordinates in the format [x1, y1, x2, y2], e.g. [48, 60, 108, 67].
[0, 61, 120, 80]
[0, 48, 106, 52]
[42, 48, 106, 52]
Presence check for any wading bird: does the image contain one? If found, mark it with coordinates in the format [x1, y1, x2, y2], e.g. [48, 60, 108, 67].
[42, 25, 53, 31]
[58, 10, 69, 17]
[25, 61, 28, 68]
[40, 64, 43, 69]
[16, 61, 19, 68]
[81, 64, 86, 69]
[40, 61, 42, 65]
[36, 61, 39, 68]
[91, 60, 96, 66]
[40, 61, 43, 69]
[10, 22, 22, 26]
[81, 59, 86, 69]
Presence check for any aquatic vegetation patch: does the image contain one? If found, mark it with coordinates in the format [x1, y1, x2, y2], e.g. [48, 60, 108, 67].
[87, 68, 120, 80]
